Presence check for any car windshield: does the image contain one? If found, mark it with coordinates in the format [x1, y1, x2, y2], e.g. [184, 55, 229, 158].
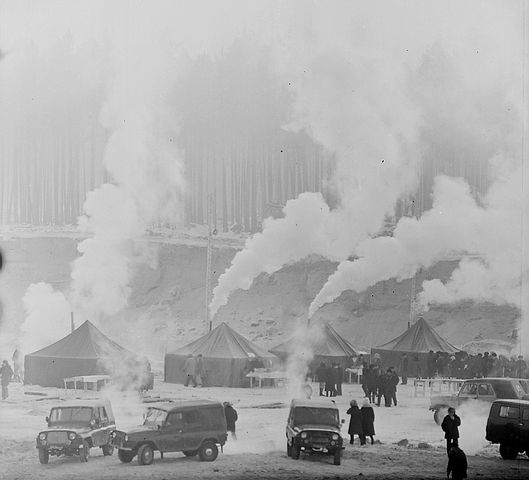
[143, 408, 167, 426]
[49, 407, 93, 423]
[293, 407, 339, 427]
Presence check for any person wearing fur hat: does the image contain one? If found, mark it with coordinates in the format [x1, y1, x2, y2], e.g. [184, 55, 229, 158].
[361, 398, 376, 445]
[1, 360, 13, 400]
[346, 399, 364, 445]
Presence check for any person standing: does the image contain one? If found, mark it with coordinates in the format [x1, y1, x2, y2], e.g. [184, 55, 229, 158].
[399, 353, 409, 385]
[224, 402, 238, 440]
[325, 364, 336, 397]
[376, 368, 386, 407]
[196, 354, 205, 387]
[447, 446, 468, 480]
[441, 407, 461, 455]
[316, 362, 327, 396]
[360, 398, 376, 445]
[1, 360, 13, 400]
[183, 354, 197, 387]
[385, 367, 400, 407]
[335, 363, 344, 396]
[346, 400, 364, 445]
[12, 349, 22, 383]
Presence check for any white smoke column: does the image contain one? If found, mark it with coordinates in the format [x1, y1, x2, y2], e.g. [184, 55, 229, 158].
[455, 401, 492, 455]
[284, 319, 325, 401]
[70, 9, 184, 319]
[20, 283, 71, 354]
[211, 2, 425, 317]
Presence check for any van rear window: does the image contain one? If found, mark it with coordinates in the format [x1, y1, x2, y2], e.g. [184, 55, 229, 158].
[499, 406, 519, 419]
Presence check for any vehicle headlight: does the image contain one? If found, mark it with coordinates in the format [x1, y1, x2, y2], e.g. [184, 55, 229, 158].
[39, 433, 47, 441]
[68, 432, 76, 441]
[332, 434, 339, 440]
[301, 432, 308, 439]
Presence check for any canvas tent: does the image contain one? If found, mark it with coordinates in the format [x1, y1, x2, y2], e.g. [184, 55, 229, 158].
[371, 317, 459, 376]
[269, 323, 358, 370]
[24, 320, 139, 388]
[164, 322, 277, 387]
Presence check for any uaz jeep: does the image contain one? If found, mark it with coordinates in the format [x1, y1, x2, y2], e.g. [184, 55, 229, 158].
[486, 399, 529, 460]
[430, 378, 529, 424]
[113, 400, 227, 465]
[286, 399, 344, 465]
[36, 400, 116, 464]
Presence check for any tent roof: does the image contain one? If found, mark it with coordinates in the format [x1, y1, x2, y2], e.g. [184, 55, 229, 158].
[374, 317, 459, 354]
[269, 324, 358, 358]
[27, 320, 130, 359]
[171, 322, 276, 360]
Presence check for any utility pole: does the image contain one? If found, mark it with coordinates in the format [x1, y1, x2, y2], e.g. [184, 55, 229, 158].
[205, 193, 214, 333]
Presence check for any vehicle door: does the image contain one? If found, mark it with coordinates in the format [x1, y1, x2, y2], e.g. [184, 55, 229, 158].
[183, 409, 206, 451]
[90, 408, 105, 447]
[476, 383, 496, 403]
[97, 406, 111, 445]
[498, 404, 522, 443]
[158, 411, 185, 452]
[521, 407, 529, 444]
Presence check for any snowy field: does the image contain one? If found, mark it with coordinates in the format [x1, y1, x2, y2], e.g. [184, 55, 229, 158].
[1, 379, 528, 480]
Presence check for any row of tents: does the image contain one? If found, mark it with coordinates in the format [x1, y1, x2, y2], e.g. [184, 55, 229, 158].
[24, 317, 458, 388]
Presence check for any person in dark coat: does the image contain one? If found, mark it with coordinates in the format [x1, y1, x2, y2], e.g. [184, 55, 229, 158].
[360, 397, 375, 445]
[384, 367, 400, 407]
[224, 402, 238, 440]
[335, 364, 344, 396]
[399, 353, 409, 385]
[441, 407, 461, 455]
[427, 350, 436, 378]
[361, 365, 370, 398]
[1, 360, 13, 400]
[447, 446, 467, 479]
[325, 364, 337, 397]
[376, 369, 386, 407]
[366, 366, 378, 403]
[315, 362, 327, 396]
[346, 399, 364, 445]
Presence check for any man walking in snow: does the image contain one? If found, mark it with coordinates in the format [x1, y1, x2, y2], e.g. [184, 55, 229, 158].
[441, 407, 461, 455]
[1, 360, 13, 400]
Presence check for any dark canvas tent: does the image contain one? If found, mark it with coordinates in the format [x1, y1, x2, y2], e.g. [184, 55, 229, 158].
[269, 323, 358, 369]
[24, 320, 135, 388]
[164, 322, 277, 387]
[371, 317, 459, 376]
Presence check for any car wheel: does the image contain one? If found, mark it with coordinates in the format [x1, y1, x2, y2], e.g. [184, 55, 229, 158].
[117, 449, 135, 463]
[198, 441, 218, 462]
[102, 444, 114, 456]
[79, 441, 90, 462]
[287, 441, 292, 457]
[333, 449, 341, 466]
[38, 448, 49, 465]
[434, 407, 448, 425]
[291, 444, 301, 460]
[137, 444, 155, 466]
[499, 443, 518, 460]
[183, 450, 198, 457]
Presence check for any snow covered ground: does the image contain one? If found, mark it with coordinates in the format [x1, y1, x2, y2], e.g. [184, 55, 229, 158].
[1, 379, 528, 480]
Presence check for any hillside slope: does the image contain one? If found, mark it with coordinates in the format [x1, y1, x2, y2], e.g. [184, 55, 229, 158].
[0, 236, 519, 360]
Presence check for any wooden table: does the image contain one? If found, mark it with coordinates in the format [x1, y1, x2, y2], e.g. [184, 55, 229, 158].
[246, 371, 288, 388]
[63, 375, 111, 392]
[345, 367, 363, 383]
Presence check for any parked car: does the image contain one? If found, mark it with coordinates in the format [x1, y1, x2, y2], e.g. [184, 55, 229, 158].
[486, 399, 529, 460]
[113, 400, 227, 465]
[36, 400, 116, 464]
[430, 378, 529, 424]
[286, 398, 345, 466]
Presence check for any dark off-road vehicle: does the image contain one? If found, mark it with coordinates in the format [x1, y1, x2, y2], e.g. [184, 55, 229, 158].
[113, 400, 227, 466]
[286, 399, 345, 466]
[486, 399, 529, 460]
[36, 400, 116, 464]
[430, 378, 529, 424]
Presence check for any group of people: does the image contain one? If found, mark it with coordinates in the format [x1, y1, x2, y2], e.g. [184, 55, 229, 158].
[361, 365, 400, 407]
[314, 362, 344, 397]
[346, 398, 376, 446]
[425, 350, 528, 379]
[182, 353, 206, 387]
